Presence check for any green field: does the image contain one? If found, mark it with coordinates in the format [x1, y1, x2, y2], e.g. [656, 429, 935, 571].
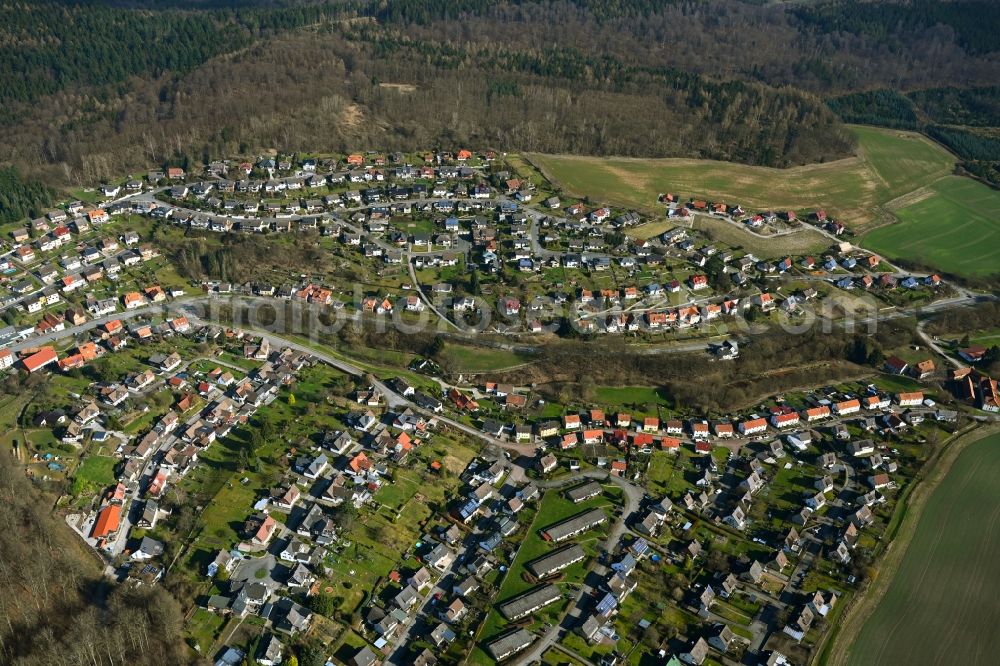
[862, 176, 1000, 277]
[439, 343, 531, 373]
[852, 125, 955, 202]
[529, 126, 954, 228]
[846, 433, 1000, 666]
[593, 385, 670, 409]
[75, 455, 118, 487]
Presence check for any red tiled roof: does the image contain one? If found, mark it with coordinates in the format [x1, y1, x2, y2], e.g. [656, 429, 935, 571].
[91, 504, 121, 538]
[23, 346, 58, 372]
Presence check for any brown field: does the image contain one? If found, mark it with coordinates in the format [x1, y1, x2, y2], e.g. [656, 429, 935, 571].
[529, 126, 956, 229]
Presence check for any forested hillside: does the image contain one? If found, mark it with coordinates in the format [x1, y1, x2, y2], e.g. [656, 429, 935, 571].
[0, 166, 54, 224]
[0, 443, 194, 666]
[2, 0, 998, 183]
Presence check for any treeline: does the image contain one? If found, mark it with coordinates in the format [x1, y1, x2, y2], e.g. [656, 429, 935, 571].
[0, 166, 54, 224]
[791, 0, 1000, 56]
[0, 445, 195, 666]
[4, 0, 1000, 183]
[0, 0, 354, 110]
[826, 85, 1000, 187]
[500, 320, 918, 414]
[828, 85, 1000, 130]
[1, 18, 856, 186]
[826, 90, 919, 130]
[357, 29, 853, 165]
[927, 126, 1000, 162]
[907, 86, 1000, 127]
[374, 0, 689, 24]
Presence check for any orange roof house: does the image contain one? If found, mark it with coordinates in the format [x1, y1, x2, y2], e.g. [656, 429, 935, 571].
[78, 342, 99, 361]
[347, 154, 364, 166]
[632, 433, 654, 447]
[22, 347, 58, 373]
[833, 398, 861, 414]
[58, 354, 85, 371]
[123, 292, 145, 309]
[254, 515, 278, 544]
[660, 437, 681, 450]
[914, 359, 935, 378]
[103, 319, 123, 335]
[144, 285, 166, 302]
[897, 391, 924, 406]
[803, 405, 831, 421]
[349, 451, 372, 473]
[91, 504, 122, 539]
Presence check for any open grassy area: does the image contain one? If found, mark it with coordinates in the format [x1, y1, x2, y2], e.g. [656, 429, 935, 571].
[845, 432, 1000, 665]
[439, 343, 531, 373]
[853, 125, 955, 203]
[593, 385, 671, 410]
[74, 455, 118, 487]
[476, 486, 620, 661]
[529, 126, 954, 228]
[861, 176, 1000, 277]
[691, 216, 831, 258]
[531, 125, 997, 275]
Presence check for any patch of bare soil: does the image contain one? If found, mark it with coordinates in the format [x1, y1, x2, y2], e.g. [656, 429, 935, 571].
[340, 103, 364, 128]
[379, 82, 417, 93]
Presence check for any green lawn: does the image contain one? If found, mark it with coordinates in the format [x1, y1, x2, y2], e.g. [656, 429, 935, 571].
[862, 176, 1000, 277]
[846, 433, 1000, 666]
[439, 343, 531, 373]
[75, 455, 118, 487]
[481, 488, 619, 652]
[593, 385, 670, 410]
[186, 608, 226, 653]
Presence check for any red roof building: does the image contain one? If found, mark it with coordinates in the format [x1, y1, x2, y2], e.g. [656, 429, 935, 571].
[22, 346, 58, 373]
[91, 504, 122, 539]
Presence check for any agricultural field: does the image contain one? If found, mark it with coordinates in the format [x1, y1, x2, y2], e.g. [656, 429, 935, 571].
[529, 126, 954, 228]
[845, 433, 1000, 666]
[861, 176, 1000, 277]
[852, 125, 955, 203]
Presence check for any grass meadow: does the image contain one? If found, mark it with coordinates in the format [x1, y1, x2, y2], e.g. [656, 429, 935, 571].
[529, 126, 954, 228]
[862, 176, 1000, 277]
[845, 432, 1000, 666]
